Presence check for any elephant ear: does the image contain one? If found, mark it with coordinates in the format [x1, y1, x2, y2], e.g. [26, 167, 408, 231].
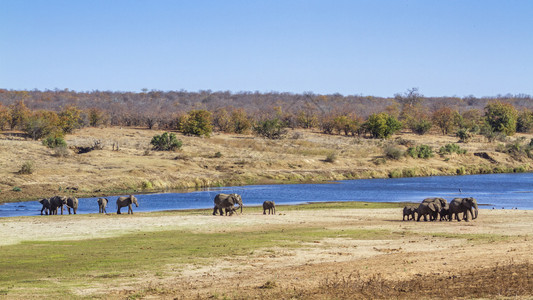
[428, 203, 437, 212]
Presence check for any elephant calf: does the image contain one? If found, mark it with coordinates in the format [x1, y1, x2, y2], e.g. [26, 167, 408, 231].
[39, 198, 51, 215]
[402, 206, 416, 221]
[263, 201, 275, 215]
[97, 198, 108, 213]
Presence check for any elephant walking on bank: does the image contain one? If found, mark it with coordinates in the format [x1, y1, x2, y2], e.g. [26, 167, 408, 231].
[66, 197, 78, 214]
[116, 195, 138, 214]
[263, 201, 275, 215]
[49, 196, 67, 215]
[39, 198, 51, 215]
[448, 197, 478, 222]
[97, 198, 108, 213]
[213, 193, 243, 216]
[417, 197, 448, 222]
[403, 206, 416, 221]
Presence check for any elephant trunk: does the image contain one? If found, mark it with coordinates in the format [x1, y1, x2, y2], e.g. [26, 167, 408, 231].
[240, 203, 243, 214]
[473, 203, 478, 219]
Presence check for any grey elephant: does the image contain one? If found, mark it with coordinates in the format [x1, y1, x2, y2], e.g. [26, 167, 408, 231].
[49, 196, 67, 215]
[213, 193, 243, 216]
[66, 197, 78, 214]
[448, 197, 478, 222]
[417, 197, 448, 222]
[402, 206, 416, 221]
[39, 198, 51, 215]
[116, 195, 138, 214]
[439, 207, 450, 221]
[263, 201, 275, 215]
[97, 198, 108, 213]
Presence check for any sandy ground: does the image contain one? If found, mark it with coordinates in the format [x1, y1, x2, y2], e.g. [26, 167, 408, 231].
[2, 208, 532, 298]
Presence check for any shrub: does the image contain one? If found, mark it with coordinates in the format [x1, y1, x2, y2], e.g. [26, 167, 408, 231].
[407, 145, 433, 159]
[253, 118, 288, 139]
[363, 113, 402, 139]
[18, 161, 34, 174]
[410, 119, 432, 135]
[150, 132, 182, 151]
[383, 144, 404, 160]
[214, 151, 223, 158]
[181, 110, 213, 137]
[58, 105, 83, 134]
[516, 110, 533, 133]
[456, 128, 473, 143]
[42, 135, 67, 149]
[12, 186, 22, 192]
[439, 143, 467, 155]
[484, 101, 518, 136]
[325, 153, 337, 163]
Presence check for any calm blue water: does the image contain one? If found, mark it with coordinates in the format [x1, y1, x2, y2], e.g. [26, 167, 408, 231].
[1, 173, 532, 217]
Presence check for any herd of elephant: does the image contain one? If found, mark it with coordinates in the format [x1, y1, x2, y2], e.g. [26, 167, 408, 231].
[37, 193, 277, 216]
[403, 197, 478, 222]
[38, 195, 139, 215]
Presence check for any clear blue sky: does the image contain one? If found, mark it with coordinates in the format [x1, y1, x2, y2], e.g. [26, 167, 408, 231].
[1, 0, 532, 97]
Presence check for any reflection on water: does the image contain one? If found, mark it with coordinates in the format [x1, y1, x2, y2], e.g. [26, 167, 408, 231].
[1, 173, 532, 217]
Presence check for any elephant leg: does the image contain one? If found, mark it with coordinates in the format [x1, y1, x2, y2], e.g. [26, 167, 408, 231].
[264, 209, 267, 215]
[128, 204, 133, 214]
[117, 207, 121, 214]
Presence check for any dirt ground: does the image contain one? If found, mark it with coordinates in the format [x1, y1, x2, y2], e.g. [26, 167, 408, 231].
[2, 208, 532, 299]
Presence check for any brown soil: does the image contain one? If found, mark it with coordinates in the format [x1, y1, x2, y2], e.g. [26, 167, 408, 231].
[3, 208, 533, 299]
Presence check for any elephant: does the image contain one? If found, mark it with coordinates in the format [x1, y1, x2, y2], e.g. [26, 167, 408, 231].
[263, 201, 275, 215]
[439, 207, 450, 221]
[49, 196, 67, 215]
[213, 193, 243, 216]
[39, 198, 51, 215]
[97, 198, 108, 213]
[402, 206, 416, 221]
[66, 197, 78, 214]
[417, 197, 448, 222]
[448, 197, 478, 222]
[116, 195, 138, 214]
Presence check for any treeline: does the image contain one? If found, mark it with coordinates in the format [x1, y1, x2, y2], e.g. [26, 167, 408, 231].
[0, 88, 532, 142]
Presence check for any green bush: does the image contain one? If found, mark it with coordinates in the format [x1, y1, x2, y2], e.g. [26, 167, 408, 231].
[12, 186, 21, 192]
[484, 101, 518, 136]
[181, 110, 213, 137]
[407, 145, 433, 159]
[439, 143, 467, 155]
[214, 151, 223, 158]
[253, 118, 288, 139]
[324, 153, 337, 163]
[517, 111, 533, 133]
[456, 128, 473, 143]
[410, 119, 432, 135]
[150, 132, 182, 151]
[363, 113, 402, 139]
[42, 135, 67, 149]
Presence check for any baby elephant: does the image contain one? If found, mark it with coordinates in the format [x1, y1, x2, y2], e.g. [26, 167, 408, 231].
[97, 198, 108, 213]
[403, 206, 417, 221]
[263, 201, 276, 215]
[39, 198, 51, 215]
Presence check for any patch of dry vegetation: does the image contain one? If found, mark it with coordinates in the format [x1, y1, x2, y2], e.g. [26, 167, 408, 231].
[1, 127, 532, 203]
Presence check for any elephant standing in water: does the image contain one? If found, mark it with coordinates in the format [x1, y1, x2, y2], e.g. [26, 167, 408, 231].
[417, 197, 448, 222]
[97, 198, 108, 213]
[402, 206, 416, 221]
[116, 195, 138, 214]
[448, 197, 478, 222]
[49, 196, 67, 215]
[39, 198, 51, 215]
[66, 197, 78, 214]
[263, 201, 275, 215]
[213, 193, 243, 216]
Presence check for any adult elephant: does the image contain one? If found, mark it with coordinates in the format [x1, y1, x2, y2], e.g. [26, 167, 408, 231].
[49, 196, 67, 215]
[448, 197, 478, 222]
[213, 193, 243, 216]
[66, 197, 78, 214]
[39, 198, 51, 215]
[417, 197, 447, 222]
[97, 198, 108, 213]
[116, 195, 138, 214]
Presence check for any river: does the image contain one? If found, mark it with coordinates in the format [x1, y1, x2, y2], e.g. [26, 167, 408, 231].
[1, 173, 532, 217]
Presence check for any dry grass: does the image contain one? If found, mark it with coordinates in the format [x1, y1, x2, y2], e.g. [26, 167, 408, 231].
[1, 127, 532, 202]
